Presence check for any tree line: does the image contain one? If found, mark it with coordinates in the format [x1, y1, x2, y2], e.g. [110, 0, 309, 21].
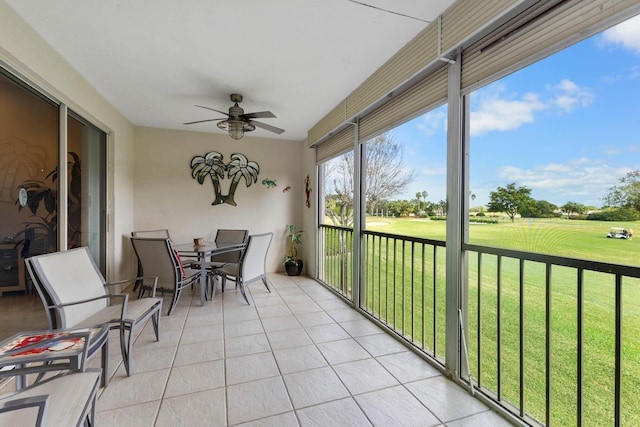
[487, 171, 640, 222]
[324, 132, 640, 226]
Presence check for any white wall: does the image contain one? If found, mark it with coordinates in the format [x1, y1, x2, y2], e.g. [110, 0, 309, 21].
[0, 0, 137, 280]
[133, 127, 307, 273]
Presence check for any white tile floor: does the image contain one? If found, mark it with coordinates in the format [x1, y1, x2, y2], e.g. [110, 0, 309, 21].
[93, 273, 512, 426]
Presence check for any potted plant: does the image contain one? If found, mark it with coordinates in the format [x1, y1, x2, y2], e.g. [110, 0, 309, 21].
[284, 224, 303, 276]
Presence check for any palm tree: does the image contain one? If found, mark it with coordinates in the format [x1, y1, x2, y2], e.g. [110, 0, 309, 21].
[224, 153, 260, 206]
[190, 151, 226, 205]
[14, 151, 82, 252]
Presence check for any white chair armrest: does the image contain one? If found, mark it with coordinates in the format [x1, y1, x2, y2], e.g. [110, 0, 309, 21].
[47, 293, 128, 310]
[46, 294, 129, 325]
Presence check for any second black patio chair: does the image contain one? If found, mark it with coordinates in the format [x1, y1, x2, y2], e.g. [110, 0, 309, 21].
[130, 237, 201, 315]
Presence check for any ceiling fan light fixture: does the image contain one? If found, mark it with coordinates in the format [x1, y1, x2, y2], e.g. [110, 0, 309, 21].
[217, 119, 255, 140]
[186, 94, 284, 138]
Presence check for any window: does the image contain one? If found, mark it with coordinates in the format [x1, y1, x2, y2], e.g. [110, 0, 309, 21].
[318, 150, 355, 297]
[468, 15, 640, 266]
[321, 150, 355, 228]
[363, 106, 448, 237]
[465, 15, 640, 424]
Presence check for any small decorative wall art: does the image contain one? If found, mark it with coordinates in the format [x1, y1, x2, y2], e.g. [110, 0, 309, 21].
[190, 152, 260, 206]
[261, 178, 277, 188]
[305, 174, 312, 208]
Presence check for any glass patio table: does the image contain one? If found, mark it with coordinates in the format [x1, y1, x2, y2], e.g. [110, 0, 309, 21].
[174, 241, 246, 306]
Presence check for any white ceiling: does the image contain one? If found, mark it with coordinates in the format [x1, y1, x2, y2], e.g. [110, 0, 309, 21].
[6, 0, 456, 141]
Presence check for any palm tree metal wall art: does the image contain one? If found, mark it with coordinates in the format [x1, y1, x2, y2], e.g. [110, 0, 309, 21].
[190, 151, 260, 206]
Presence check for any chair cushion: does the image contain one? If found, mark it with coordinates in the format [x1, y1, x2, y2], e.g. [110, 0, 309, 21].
[123, 297, 163, 323]
[75, 304, 126, 328]
[204, 261, 233, 270]
[74, 297, 162, 328]
[216, 264, 239, 277]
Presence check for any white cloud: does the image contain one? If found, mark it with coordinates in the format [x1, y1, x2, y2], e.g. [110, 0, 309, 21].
[490, 158, 628, 206]
[418, 166, 446, 177]
[548, 79, 594, 113]
[470, 90, 545, 136]
[416, 109, 446, 137]
[603, 146, 622, 155]
[470, 79, 593, 136]
[601, 14, 640, 54]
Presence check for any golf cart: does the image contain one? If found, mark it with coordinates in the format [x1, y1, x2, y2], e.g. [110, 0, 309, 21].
[607, 227, 628, 239]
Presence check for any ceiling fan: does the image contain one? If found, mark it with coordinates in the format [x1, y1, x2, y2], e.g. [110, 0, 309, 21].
[183, 94, 285, 140]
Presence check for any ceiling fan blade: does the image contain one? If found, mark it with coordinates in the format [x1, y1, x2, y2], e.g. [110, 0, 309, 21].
[195, 105, 229, 116]
[183, 118, 224, 125]
[250, 120, 285, 134]
[243, 111, 276, 119]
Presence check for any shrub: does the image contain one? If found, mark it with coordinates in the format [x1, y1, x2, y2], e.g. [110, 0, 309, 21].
[567, 214, 588, 220]
[587, 208, 640, 221]
[469, 217, 499, 224]
[476, 212, 486, 217]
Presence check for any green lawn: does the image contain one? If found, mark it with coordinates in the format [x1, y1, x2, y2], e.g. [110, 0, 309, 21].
[367, 216, 639, 266]
[357, 216, 640, 425]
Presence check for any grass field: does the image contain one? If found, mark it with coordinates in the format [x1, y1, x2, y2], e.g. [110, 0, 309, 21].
[354, 216, 640, 425]
[366, 216, 639, 266]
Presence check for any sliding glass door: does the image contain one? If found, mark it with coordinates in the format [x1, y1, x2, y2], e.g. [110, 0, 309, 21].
[0, 71, 59, 295]
[68, 112, 107, 271]
[0, 68, 107, 337]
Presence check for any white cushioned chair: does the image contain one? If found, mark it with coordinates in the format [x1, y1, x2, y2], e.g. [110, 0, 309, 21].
[25, 247, 162, 377]
[213, 232, 272, 305]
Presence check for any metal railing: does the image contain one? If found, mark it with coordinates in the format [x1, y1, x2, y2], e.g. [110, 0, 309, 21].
[464, 243, 640, 427]
[361, 229, 447, 362]
[317, 224, 353, 299]
[317, 224, 640, 426]
[318, 224, 447, 362]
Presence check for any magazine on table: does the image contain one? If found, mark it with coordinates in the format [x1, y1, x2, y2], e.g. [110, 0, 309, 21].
[0, 328, 95, 359]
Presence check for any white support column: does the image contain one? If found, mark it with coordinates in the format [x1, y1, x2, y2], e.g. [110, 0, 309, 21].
[352, 120, 362, 307]
[315, 150, 323, 281]
[445, 50, 463, 378]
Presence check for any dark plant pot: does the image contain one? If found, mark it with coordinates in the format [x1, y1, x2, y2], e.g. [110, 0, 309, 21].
[285, 260, 303, 276]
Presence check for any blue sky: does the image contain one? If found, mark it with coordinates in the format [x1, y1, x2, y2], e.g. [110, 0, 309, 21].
[396, 14, 640, 208]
